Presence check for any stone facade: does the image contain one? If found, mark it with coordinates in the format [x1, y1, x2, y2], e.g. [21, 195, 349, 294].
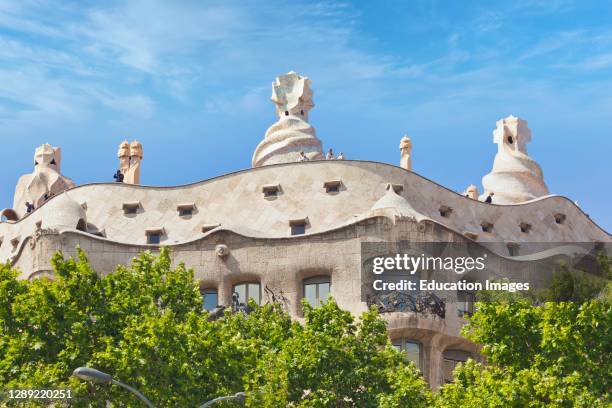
[0, 72, 610, 389]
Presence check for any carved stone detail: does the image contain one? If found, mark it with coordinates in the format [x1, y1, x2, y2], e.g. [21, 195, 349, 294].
[215, 244, 229, 258]
[481, 116, 549, 203]
[399, 135, 412, 170]
[367, 291, 446, 319]
[252, 71, 323, 167]
[123, 140, 143, 185]
[11, 144, 76, 218]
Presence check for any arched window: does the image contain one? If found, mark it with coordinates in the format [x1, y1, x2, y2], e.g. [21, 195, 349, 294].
[392, 339, 422, 371]
[233, 282, 261, 305]
[201, 288, 218, 311]
[303, 276, 331, 306]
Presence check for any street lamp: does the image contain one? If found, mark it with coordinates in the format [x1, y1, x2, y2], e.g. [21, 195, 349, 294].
[73, 367, 155, 408]
[198, 392, 246, 407]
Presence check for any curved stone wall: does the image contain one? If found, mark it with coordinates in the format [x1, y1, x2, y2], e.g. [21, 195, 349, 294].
[1, 160, 609, 264]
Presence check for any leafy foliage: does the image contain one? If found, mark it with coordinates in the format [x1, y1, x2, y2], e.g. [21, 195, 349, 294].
[436, 298, 611, 407]
[1, 247, 609, 407]
[0, 248, 431, 407]
[245, 300, 432, 407]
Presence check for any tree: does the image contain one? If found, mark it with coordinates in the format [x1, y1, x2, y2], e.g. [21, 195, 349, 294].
[245, 300, 432, 407]
[436, 298, 611, 407]
[0, 248, 431, 407]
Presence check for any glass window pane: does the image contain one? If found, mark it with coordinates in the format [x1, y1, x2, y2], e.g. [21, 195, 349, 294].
[318, 282, 330, 303]
[234, 284, 246, 304]
[202, 289, 218, 311]
[248, 283, 260, 305]
[291, 224, 306, 235]
[148, 234, 160, 244]
[405, 341, 421, 370]
[305, 283, 317, 306]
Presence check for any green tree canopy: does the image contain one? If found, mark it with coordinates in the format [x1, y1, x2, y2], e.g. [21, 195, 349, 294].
[436, 298, 611, 407]
[0, 248, 430, 407]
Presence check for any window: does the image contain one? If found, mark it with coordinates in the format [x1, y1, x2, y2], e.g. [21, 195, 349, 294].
[443, 350, 471, 383]
[507, 136, 514, 145]
[554, 213, 566, 225]
[506, 242, 520, 257]
[201, 288, 218, 311]
[481, 222, 493, 233]
[284, 110, 289, 116]
[145, 228, 164, 244]
[123, 202, 140, 215]
[201, 224, 220, 233]
[177, 203, 196, 217]
[323, 180, 342, 194]
[10, 237, 20, 251]
[439, 205, 453, 218]
[262, 184, 281, 198]
[290, 218, 308, 235]
[457, 291, 475, 317]
[303, 276, 331, 306]
[519, 222, 531, 233]
[233, 283, 261, 305]
[392, 339, 422, 371]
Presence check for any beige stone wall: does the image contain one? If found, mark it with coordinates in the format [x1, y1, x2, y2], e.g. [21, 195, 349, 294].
[1, 160, 608, 265]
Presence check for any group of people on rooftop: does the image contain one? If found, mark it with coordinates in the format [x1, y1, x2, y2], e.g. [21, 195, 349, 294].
[298, 148, 344, 162]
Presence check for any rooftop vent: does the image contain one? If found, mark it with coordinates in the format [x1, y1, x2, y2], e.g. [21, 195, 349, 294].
[481, 222, 494, 233]
[177, 203, 196, 217]
[262, 184, 281, 198]
[289, 217, 309, 235]
[554, 213, 566, 225]
[323, 180, 342, 194]
[145, 227, 165, 245]
[439, 205, 453, 218]
[122, 201, 141, 215]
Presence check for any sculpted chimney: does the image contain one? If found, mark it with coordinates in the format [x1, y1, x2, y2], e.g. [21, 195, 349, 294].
[124, 140, 143, 185]
[252, 71, 324, 167]
[399, 135, 412, 170]
[481, 115, 549, 203]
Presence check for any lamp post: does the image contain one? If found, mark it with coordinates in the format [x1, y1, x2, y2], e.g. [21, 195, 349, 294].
[198, 392, 246, 407]
[73, 367, 155, 408]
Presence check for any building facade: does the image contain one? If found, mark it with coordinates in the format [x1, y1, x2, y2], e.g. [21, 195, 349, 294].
[1, 72, 610, 388]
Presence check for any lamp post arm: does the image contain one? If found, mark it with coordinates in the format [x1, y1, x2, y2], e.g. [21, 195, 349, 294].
[198, 392, 246, 408]
[111, 379, 155, 408]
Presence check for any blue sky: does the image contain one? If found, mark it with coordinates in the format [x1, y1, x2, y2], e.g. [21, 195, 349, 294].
[1, 0, 611, 232]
